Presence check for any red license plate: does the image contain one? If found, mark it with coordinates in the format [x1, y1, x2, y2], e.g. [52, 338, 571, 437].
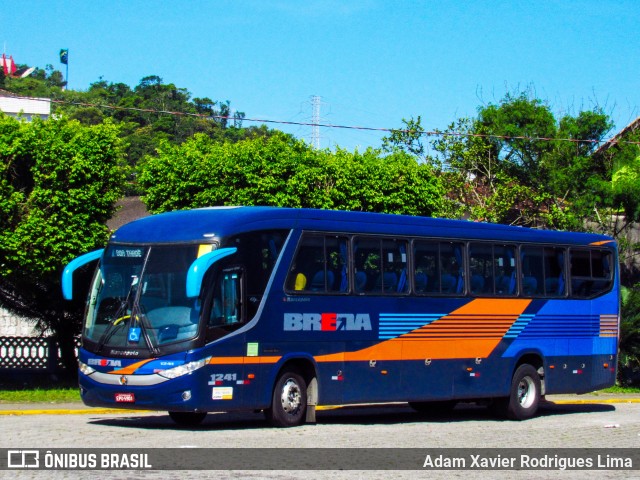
[115, 393, 135, 403]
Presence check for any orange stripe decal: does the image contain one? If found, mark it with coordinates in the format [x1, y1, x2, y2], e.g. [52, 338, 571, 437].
[208, 356, 281, 365]
[110, 359, 155, 375]
[590, 240, 615, 246]
[316, 299, 531, 363]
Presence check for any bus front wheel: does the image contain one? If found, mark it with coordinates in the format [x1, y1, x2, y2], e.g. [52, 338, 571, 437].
[266, 370, 307, 427]
[494, 364, 541, 420]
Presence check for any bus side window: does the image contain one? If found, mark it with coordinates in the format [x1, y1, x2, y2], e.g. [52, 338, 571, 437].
[570, 249, 590, 297]
[494, 245, 517, 295]
[326, 236, 349, 293]
[468, 243, 517, 296]
[286, 236, 323, 292]
[469, 243, 491, 295]
[226, 230, 287, 315]
[523, 246, 566, 297]
[209, 270, 243, 327]
[353, 237, 407, 295]
[286, 234, 349, 294]
[380, 239, 408, 293]
[413, 241, 439, 294]
[413, 241, 464, 295]
[354, 237, 381, 294]
[570, 249, 614, 298]
[544, 247, 566, 297]
[521, 247, 543, 297]
[440, 243, 464, 294]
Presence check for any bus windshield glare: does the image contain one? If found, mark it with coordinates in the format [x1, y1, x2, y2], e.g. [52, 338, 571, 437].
[85, 244, 204, 353]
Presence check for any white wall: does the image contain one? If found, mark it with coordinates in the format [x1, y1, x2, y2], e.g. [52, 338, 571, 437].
[0, 308, 37, 336]
[0, 95, 50, 120]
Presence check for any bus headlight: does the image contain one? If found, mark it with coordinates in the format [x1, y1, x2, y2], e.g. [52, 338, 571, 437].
[158, 357, 211, 379]
[78, 361, 96, 376]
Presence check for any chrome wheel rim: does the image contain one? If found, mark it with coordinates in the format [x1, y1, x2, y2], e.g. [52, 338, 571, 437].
[280, 378, 302, 415]
[517, 376, 536, 409]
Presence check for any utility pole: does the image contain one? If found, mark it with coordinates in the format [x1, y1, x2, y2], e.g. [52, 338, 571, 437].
[311, 95, 321, 149]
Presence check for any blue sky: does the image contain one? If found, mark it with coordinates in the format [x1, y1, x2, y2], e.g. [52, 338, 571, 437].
[3, 1, 638, 150]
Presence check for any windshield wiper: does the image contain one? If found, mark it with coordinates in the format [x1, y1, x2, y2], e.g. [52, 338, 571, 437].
[95, 277, 137, 353]
[130, 307, 160, 356]
[95, 317, 128, 354]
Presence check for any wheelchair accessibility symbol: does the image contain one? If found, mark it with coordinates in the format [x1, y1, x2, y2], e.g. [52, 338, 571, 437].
[128, 327, 141, 343]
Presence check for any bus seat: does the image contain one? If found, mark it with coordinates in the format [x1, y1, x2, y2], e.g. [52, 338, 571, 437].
[441, 274, 456, 293]
[141, 296, 167, 312]
[385, 272, 398, 292]
[545, 277, 559, 295]
[355, 271, 368, 292]
[471, 274, 485, 294]
[375, 272, 398, 292]
[310, 270, 334, 291]
[522, 276, 537, 295]
[415, 272, 428, 292]
[496, 275, 509, 293]
[294, 272, 307, 291]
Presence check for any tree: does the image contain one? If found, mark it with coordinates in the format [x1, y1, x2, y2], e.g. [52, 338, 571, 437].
[385, 92, 615, 230]
[139, 132, 448, 217]
[382, 116, 430, 163]
[2, 64, 66, 97]
[2, 70, 271, 179]
[619, 285, 640, 385]
[0, 115, 126, 375]
[475, 93, 557, 185]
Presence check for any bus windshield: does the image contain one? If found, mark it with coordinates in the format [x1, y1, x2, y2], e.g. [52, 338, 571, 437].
[84, 244, 203, 354]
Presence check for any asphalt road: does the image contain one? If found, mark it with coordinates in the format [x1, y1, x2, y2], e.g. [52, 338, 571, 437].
[1, 396, 639, 480]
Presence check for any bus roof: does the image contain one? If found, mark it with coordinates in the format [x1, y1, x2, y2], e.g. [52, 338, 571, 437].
[109, 206, 614, 246]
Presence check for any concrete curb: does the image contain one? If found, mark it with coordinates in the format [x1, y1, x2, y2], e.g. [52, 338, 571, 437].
[1, 395, 639, 415]
[0, 407, 143, 415]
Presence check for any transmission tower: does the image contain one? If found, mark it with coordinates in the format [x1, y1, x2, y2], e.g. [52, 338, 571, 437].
[311, 95, 321, 149]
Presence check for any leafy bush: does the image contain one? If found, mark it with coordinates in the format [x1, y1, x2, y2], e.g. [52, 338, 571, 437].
[619, 285, 640, 386]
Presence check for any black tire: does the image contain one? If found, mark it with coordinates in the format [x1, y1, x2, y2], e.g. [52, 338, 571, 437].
[409, 400, 457, 415]
[502, 364, 541, 420]
[265, 371, 307, 427]
[168, 411, 207, 426]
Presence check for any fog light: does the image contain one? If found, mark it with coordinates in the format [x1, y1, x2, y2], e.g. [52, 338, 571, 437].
[182, 390, 192, 401]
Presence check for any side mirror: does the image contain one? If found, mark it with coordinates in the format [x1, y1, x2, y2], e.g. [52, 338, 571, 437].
[61, 249, 104, 300]
[186, 247, 237, 298]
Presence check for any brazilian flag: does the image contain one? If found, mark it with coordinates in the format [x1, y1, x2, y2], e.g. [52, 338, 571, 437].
[60, 49, 68, 65]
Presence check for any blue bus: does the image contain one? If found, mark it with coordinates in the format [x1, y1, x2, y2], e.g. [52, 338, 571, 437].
[62, 207, 619, 426]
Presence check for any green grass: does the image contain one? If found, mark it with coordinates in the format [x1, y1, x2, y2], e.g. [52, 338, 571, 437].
[0, 387, 81, 403]
[598, 385, 640, 394]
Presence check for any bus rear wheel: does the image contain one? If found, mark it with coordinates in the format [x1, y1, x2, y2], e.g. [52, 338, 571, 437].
[265, 370, 307, 427]
[494, 364, 541, 420]
[169, 411, 207, 426]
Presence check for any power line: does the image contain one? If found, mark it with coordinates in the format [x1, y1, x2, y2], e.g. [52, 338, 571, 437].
[5, 93, 640, 148]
